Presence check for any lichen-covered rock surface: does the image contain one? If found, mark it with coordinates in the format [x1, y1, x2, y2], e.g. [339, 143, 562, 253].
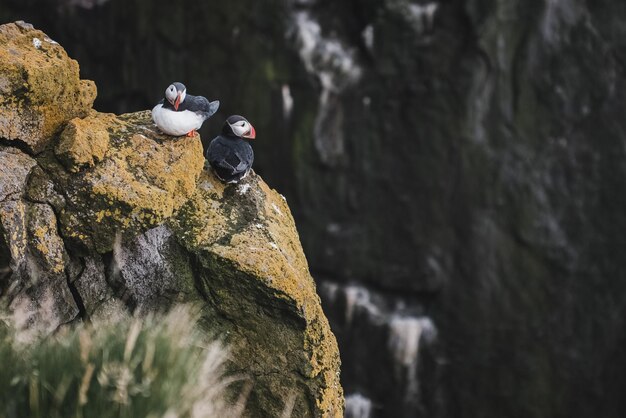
[0, 21, 96, 152]
[48, 110, 205, 253]
[0, 21, 343, 417]
[170, 172, 342, 416]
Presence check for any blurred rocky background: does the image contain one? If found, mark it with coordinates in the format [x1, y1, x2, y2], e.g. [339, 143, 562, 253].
[1, 1, 625, 417]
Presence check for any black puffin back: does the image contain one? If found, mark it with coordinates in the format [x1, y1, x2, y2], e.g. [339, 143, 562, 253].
[178, 94, 220, 118]
[206, 136, 254, 183]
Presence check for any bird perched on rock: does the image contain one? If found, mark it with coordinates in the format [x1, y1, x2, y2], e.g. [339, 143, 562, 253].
[206, 115, 256, 183]
[152, 82, 219, 137]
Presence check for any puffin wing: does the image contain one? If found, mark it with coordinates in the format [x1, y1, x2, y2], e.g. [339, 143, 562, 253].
[207, 137, 251, 180]
[227, 140, 253, 174]
[239, 140, 254, 171]
[185, 95, 220, 119]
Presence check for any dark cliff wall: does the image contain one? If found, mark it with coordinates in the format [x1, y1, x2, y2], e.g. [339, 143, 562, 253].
[2, 1, 626, 417]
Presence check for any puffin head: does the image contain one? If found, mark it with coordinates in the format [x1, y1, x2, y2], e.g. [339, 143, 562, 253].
[223, 115, 256, 139]
[165, 82, 186, 110]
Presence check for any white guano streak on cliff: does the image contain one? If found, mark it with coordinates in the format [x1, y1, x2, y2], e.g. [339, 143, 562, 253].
[541, 0, 586, 45]
[271, 203, 283, 217]
[362, 25, 374, 51]
[386, 0, 438, 36]
[388, 315, 437, 399]
[290, 10, 362, 165]
[407, 2, 438, 34]
[344, 285, 381, 324]
[237, 183, 251, 195]
[281, 84, 294, 119]
[320, 280, 439, 398]
[345, 393, 373, 418]
[292, 11, 361, 92]
[320, 281, 340, 303]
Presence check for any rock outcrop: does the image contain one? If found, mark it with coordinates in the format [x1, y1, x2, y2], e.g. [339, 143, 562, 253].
[0, 21, 342, 417]
[0, 21, 96, 153]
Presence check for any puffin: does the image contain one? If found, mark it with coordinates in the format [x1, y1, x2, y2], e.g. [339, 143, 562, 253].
[152, 82, 220, 136]
[206, 115, 256, 183]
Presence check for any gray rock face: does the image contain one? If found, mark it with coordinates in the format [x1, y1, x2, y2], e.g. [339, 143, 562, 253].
[0, 148, 79, 333]
[1, 0, 625, 417]
[109, 225, 196, 313]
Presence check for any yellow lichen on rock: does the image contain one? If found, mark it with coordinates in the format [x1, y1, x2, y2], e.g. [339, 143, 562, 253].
[0, 199, 28, 267]
[171, 171, 344, 417]
[0, 147, 37, 201]
[50, 110, 204, 252]
[0, 21, 96, 152]
[56, 111, 114, 172]
[28, 204, 66, 274]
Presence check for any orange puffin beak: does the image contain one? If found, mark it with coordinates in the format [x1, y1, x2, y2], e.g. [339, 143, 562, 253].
[243, 124, 256, 139]
[174, 92, 182, 110]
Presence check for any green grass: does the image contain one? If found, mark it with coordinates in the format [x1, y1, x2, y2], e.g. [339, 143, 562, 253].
[0, 306, 243, 418]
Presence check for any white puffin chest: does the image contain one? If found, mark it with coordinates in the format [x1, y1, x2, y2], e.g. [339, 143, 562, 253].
[151, 103, 204, 136]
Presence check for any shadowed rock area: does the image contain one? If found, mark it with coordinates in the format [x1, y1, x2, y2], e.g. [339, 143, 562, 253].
[0, 21, 343, 417]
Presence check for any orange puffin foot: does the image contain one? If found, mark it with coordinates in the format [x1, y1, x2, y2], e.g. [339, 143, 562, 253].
[186, 130, 197, 137]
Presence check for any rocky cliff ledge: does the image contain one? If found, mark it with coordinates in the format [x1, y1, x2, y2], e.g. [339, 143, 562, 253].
[0, 21, 343, 417]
